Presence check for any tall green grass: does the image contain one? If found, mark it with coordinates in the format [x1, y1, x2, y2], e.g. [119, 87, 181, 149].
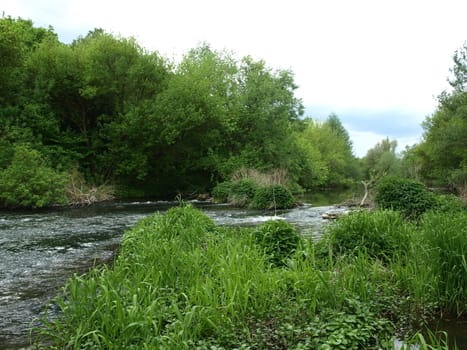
[35, 206, 465, 349]
[416, 211, 467, 315]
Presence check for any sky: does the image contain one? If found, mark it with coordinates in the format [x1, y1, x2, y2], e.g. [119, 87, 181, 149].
[3, 0, 467, 157]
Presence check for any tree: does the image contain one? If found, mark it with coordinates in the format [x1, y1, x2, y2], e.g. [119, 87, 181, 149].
[24, 29, 169, 182]
[416, 42, 467, 194]
[103, 45, 238, 195]
[360, 138, 400, 206]
[449, 41, 467, 93]
[0, 16, 57, 105]
[295, 115, 358, 189]
[221, 56, 304, 177]
[362, 137, 400, 180]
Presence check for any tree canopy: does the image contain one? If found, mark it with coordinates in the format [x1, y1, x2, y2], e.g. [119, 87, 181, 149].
[0, 17, 364, 207]
[7, 17, 464, 207]
[410, 42, 467, 195]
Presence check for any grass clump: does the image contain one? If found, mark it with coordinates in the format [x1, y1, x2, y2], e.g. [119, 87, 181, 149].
[211, 181, 232, 203]
[228, 179, 258, 207]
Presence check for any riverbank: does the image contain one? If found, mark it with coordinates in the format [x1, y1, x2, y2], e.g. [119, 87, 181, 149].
[34, 205, 466, 349]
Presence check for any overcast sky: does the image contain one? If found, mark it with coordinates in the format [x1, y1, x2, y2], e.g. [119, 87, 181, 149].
[3, 0, 467, 156]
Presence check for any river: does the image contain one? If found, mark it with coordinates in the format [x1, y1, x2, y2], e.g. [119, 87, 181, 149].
[0, 198, 465, 349]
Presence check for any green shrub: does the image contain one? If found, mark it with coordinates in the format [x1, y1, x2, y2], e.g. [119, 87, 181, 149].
[212, 181, 232, 203]
[325, 210, 413, 261]
[0, 145, 67, 208]
[228, 179, 258, 207]
[375, 176, 436, 219]
[250, 184, 295, 210]
[254, 219, 302, 266]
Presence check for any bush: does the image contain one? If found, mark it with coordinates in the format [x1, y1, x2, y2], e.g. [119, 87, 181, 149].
[375, 176, 436, 219]
[212, 181, 232, 203]
[0, 145, 68, 208]
[250, 184, 295, 210]
[228, 179, 258, 207]
[254, 219, 301, 266]
[325, 210, 413, 261]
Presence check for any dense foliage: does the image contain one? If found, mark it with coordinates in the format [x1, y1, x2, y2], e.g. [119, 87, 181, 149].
[0, 17, 362, 208]
[295, 115, 359, 189]
[325, 209, 412, 260]
[2, 16, 466, 209]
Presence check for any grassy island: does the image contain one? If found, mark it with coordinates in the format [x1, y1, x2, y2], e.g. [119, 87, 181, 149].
[36, 204, 465, 349]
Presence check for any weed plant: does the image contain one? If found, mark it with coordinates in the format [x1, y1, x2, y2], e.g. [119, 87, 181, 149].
[212, 181, 232, 203]
[212, 168, 296, 209]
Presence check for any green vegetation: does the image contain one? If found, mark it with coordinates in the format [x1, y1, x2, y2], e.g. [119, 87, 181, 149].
[2, 12, 465, 350]
[324, 209, 412, 260]
[375, 177, 436, 219]
[0, 16, 362, 209]
[36, 205, 465, 349]
[0, 145, 67, 208]
[2, 17, 465, 209]
[250, 185, 295, 210]
[228, 179, 258, 207]
[213, 168, 296, 209]
[254, 220, 301, 266]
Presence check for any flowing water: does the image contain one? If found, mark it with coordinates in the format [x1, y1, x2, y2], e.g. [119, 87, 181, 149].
[0, 198, 465, 349]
